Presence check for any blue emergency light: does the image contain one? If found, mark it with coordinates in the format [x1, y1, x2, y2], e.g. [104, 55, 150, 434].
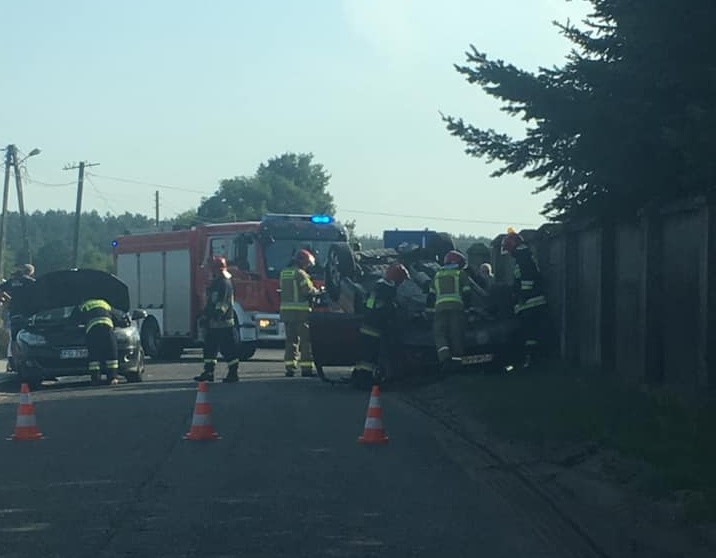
[111, 239, 118, 247]
[310, 215, 333, 224]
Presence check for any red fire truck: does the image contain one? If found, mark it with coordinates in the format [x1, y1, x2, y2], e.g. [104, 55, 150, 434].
[111, 214, 349, 360]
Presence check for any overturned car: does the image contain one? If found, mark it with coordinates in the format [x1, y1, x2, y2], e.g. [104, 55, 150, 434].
[9, 269, 147, 389]
[309, 237, 522, 387]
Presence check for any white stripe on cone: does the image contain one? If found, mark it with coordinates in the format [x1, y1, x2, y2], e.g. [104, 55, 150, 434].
[15, 415, 37, 427]
[363, 417, 383, 430]
[196, 392, 208, 404]
[190, 414, 211, 426]
[368, 396, 381, 408]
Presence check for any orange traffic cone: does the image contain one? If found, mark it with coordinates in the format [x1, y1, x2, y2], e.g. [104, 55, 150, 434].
[358, 385, 389, 444]
[184, 381, 220, 440]
[7, 383, 44, 441]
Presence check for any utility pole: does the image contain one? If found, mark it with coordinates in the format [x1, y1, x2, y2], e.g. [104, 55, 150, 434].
[10, 146, 30, 265]
[64, 161, 99, 268]
[155, 190, 159, 228]
[0, 146, 12, 279]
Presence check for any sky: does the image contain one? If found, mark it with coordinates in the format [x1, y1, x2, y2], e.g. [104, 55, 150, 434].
[1, 0, 592, 239]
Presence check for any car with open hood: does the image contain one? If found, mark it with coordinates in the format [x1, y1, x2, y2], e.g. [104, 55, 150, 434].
[9, 269, 147, 389]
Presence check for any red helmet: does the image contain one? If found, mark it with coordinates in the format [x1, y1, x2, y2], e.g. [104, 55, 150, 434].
[443, 250, 466, 268]
[210, 256, 228, 272]
[385, 263, 410, 285]
[295, 249, 316, 268]
[501, 228, 524, 255]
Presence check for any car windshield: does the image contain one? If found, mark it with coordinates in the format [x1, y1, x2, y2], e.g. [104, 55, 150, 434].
[263, 239, 346, 280]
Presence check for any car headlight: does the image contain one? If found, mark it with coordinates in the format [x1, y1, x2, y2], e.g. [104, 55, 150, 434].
[17, 331, 48, 346]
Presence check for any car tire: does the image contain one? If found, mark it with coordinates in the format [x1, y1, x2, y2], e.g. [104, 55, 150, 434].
[325, 243, 357, 302]
[17, 367, 42, 391]
[125, 349, 145, 383]
[140, 318, 161, 359]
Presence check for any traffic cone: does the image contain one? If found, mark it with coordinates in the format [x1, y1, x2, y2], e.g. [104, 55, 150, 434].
[7, 383, 44, 441]
[184, 381, 220, 440]
[358, 385, 389, 444]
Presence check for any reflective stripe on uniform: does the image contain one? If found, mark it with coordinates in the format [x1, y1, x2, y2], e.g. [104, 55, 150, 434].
[359, 325, 381, 337]
[204, 358, 217, 364]
[105, 360, 119, 370]
[87, 316, 113, 332]
[434, 269, 463, 308]
[81, 299, 111, 313]
[88, 361, 101, 371]
[280, 268, 310, 312]
[227, 358, 240, 367]
[521, 280, 535, 290]
[515, 295, 547, 314]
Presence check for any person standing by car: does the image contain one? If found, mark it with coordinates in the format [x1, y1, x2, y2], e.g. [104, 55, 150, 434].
[501, 228, 549, 368]
[429, 250, 483, 373]
[279, 249, 319, 377]
[194, 256, 241, 383]
[0, 264, 36, 372]
[352, 263, 410, 389]
[79, 298, 128, 386]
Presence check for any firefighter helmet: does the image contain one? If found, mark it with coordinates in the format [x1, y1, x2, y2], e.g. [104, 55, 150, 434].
[385, 263, 410, 285]
[443, 250, 466, 268]
[294, 249, 316, 268]
[501, 228, 524, 255]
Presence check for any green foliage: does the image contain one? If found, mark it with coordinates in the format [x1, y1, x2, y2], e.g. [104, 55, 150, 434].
[443, 1, 716, 220]
[197, 152, 335, 223]
[1, 210, 157, 278]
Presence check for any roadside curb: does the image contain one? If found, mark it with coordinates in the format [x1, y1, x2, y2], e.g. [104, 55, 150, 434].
[400, 378, 716, 558]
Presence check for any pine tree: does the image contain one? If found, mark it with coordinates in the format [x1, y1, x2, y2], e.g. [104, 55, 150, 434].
[443, 0, 716, 221]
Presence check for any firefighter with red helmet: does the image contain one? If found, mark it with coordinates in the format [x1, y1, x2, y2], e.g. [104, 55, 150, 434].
[501, 228, 548, 368]
[279, 249, 320, 377]
[429, 250, 482, 372]
[194, 256, 241, 383]
[352, 263, 410, 389]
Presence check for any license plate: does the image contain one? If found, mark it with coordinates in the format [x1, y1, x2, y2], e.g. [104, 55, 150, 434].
[60, 348, 88, 359]
[462, 354, 494, 365]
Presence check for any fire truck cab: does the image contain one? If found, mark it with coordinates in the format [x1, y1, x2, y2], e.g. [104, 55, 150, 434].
[112, 214, 348, 360]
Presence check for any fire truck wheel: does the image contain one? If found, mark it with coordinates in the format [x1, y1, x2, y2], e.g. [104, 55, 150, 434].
[140, 318, 161, 359]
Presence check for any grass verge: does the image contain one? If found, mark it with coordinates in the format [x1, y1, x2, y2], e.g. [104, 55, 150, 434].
[446, 361, 716, 520]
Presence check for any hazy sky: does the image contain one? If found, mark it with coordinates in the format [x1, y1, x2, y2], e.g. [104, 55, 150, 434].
[1, 0, 591, 238]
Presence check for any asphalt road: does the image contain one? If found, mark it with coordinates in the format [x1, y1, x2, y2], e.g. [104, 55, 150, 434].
[0, 349, 604, 558]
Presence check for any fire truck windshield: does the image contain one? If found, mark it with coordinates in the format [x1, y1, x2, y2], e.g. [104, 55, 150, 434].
[263, 239, 342, 280]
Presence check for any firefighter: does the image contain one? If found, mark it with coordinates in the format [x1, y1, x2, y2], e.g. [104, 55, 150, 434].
[79, 298, 129, 386]
[352, 263, 410, 389]
[430, 250, 482, 373]
[0, 264, 36, 372]
[194, 256, 241, 383]
[279, 249, 319, 377]
[501, 228, 549, 368]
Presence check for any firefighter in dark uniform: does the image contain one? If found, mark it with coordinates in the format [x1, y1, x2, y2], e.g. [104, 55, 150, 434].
[429, 250, 483, 373]
[279, 249, 319, 377]
[80, 298, 128, 386]
[194, 256, 241, 383]
[352, 263, 410, 389]
[0, 264, 36, 372]
[501, 228, 548, 368]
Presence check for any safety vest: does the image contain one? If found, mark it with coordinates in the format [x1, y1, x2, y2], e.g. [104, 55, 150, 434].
[359, 280, 396, 337]
[279, 267, 313, 319]
[80, 299, 114, 332]
[432, 268, 465, 311]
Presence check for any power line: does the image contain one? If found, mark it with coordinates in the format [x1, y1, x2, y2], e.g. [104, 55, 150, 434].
[86, 172, 209, 195]
[338, 208, 541, 227]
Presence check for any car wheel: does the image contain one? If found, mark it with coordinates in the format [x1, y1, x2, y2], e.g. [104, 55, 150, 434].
[125, 349, 145, 383]
[325, 244, 357, 302]
[351, 369, 374, 391]
[141, 318, 161, 359]
[17, 367, 42, 391]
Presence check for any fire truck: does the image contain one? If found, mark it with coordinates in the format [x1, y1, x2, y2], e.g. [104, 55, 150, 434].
[111, 214, 349, 360]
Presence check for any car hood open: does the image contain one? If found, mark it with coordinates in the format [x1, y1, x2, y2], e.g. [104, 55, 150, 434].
[10, 269, 130, 316]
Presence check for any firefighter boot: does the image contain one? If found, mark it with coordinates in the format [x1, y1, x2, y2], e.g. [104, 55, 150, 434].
[222, 365, 239, 383]
[194, 370, 215, 382]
